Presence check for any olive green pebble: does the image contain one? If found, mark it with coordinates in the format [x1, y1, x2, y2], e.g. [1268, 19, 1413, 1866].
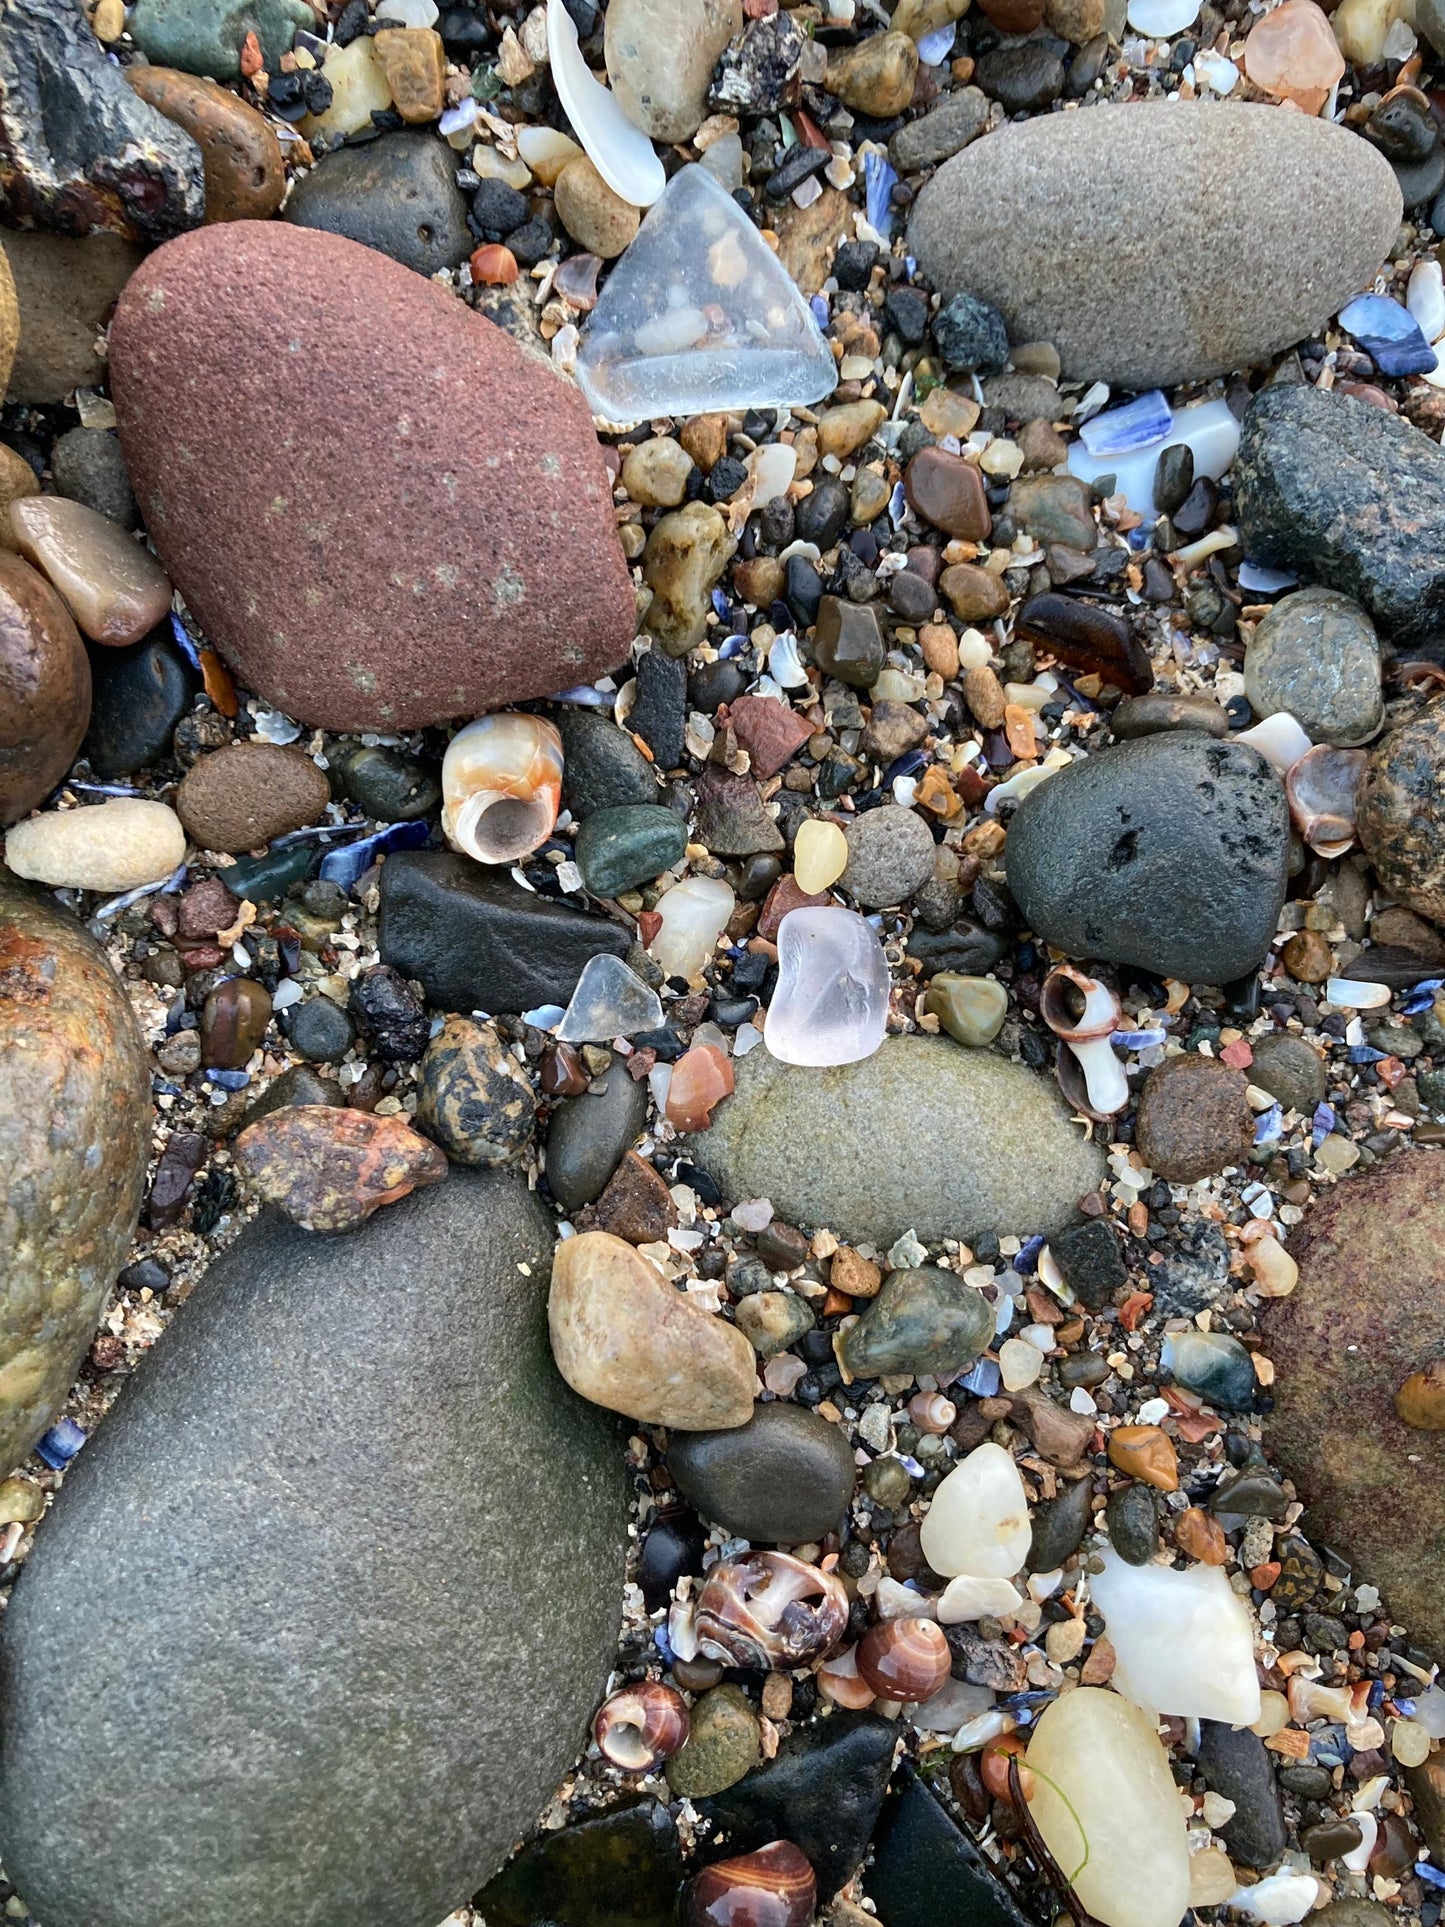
[863, 1456, 913, 1508]
[840, 1265, 994, 1381]
[664, 1684, 760, 1798]
[926, 973, 1009, 1047]
[574, 804, 687, 899]
[734, 1290, 816, 1358]
[0, 1477, 44, 1525]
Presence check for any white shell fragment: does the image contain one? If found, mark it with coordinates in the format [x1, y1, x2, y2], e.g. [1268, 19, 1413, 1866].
[919, 1442, 1031, 1580]
[576, 165, 838, 423]
[935, 1574, 1025, 1622]
[1226, 1875, 1321, 1925]
[547, 0, 664, 208]
[764, 906, 890, 1068]
[1090, 1548, 1262, 1726]
[1235, 710, 1313, 772]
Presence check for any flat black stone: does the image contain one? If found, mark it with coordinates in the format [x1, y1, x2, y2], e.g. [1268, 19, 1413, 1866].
[1049, 1219, 1126, 1310]
[544, 1062, 649, 1212]
[554, 708, 659, 819]
[82, 626, 198, 779]
[667, 1403, 856, 1546]
[474, 1798, 682, 1927]
[630, 648, 687, 771]
[378, 850, 628, 1014]
[867, 1770, 1038, 1927]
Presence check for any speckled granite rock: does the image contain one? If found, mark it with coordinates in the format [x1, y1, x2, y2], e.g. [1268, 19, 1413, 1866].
[0, 1170, 627, 1927]
[908, 103, 1399, 387]
[1004, 733, 1290, 984]
[109, 223, 632, 729]
[1237, 384, 1445, 651]
[1263, 1153, 1445, 1657]
[688, 1034, 1104, 1247]
[0, 878, 149, 1476]
[1357, 699, 1445, 924]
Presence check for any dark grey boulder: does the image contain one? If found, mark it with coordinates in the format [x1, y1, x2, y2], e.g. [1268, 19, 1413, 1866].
[284, 132, 472, 277]
[667, 1402, 856, 1544]
[1004, 732, 1289, 985]
[0, 1171, 628, 1927]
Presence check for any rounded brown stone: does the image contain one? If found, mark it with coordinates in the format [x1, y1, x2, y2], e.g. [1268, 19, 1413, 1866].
[125, 68, 285, 224]
[109, 223, 632, 729]
[0, 552, 91, 826]
[1134, 1052, 1253, 1182]
[1263, 1153, 1445, 1657]
[1358, 697, 1445, 925]
[2, 232, 144, 406]
[176, 741, 330, 853]
[903, 446, 991, 541]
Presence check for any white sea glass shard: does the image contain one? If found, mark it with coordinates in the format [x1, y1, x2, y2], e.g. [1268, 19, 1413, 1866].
[576, 163, 839, 424]
[1090, 1547, 1262, 1726]
[547, 0, 665, 209]
[556, 952, 663, 1042]
[763, 906, 889, 1067]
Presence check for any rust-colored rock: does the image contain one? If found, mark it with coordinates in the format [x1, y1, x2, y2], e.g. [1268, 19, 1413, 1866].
[1015, 591, 1153, 695]
[592, 1148, 678, 1244]
[125, 67, 285, 223]
[726, 694, 814, 780]
[177, 740, 330, 853]
[235, 1104, 449, 1232]
[1135, 1052, 1253, 1183]
[0, 552, 90, 826]
[1107, 1424, 1179, 1491]
[904, 446, 991, 540]
[109, 223, 632, 730]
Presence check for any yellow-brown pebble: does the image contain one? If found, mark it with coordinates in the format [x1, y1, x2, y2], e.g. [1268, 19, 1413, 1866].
[1107, 1424, 1179, 1491]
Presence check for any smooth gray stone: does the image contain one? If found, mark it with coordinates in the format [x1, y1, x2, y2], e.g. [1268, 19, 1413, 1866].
[667, 1402, 856, 1544]
[1244, 586, 1383, 748]
[284, 132, 472, 277]
[546, 1060, 650, 1211]
[0, 1171, 627, 1927]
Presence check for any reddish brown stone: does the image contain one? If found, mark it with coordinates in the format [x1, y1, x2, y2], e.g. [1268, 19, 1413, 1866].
[1014, 592, 1153, 695]
[758, 873, 829, 941]
[109, 224, 632, 730]
[726, 694, 815, 779]
[593, 1148, 678, 1244]
[0, 552, 90, 827]
[235, 1104, 449, 1232]
[124, 68, 285, 224]
[176, 741, 331, 854]
[904, 447, 991, 541]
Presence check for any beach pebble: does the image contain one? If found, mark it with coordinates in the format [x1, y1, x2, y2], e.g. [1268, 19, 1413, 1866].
[1244, 587, 1383, 748]
[1358, 700, 1445, 923]
[841, 804, 936, 908]
[11, 496, 172, 648]
[235, 1105, 448, 1232]
[1134, 1053, 1254, 1182]
[283, 131, 471, 275]
[176, 742, 330, 853]
[416, 1016, 535, 1167]
[605, 0, 742, 141]
[0, 553, 90, 826]
[667, 1402, 855, 1544]
[5, 797, 184, 892]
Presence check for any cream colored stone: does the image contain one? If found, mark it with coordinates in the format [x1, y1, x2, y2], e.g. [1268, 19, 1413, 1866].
[794, 819, 848, 895]
[301, 37, 393, 142]
[5, 798, 186, 893]
[10, 496, 171, 646]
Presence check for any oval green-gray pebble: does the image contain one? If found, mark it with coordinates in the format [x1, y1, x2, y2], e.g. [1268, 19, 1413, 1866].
[926, 973, 1009, 1047]
[574, 804, 687, 899]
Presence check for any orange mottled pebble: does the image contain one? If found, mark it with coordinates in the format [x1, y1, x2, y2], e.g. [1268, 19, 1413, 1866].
[1127, 1200, 1149, 1237]
[469, 243, 519, 285]
[1265, 1726, 1312, 1759]
[916, 763, 962, 818]
[1176, 1507, 1228, 1566]
[239, 29, 262, 74]
[1250, 1561, 1282, 1590]
[1107, 1424, 1179, 1491]
[1119, 1290, 1153, 1332]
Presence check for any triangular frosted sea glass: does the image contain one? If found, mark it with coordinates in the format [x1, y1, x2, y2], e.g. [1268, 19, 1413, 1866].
[575, 163, 839, 424]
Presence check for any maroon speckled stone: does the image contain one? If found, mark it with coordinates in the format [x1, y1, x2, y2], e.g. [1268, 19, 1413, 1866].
[108, 221, 633, 730]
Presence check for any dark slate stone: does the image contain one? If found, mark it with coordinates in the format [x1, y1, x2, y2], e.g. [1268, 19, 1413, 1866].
[904, 920, 1009, 979]
[82, 625, 198, 778]
[282, 994, 356, 1063]
[545, 1060, 649, 1211]
[555, 707, 659, 818]
[1236, 383, 1445, 652]
[330, 741, 441, 822]
[1004, 733, 1290, 985]
[1048, 1218, 1126, 1310]
[667, 1402, 855, 1545]
[240, 1063, 344, 1128]
[867, 1770, 1036, 1927]
[378, 849, 629, 1014]
[631, 646, 687, 770]
[0, 1172, 627, 1927]
[1027, 1472, 1092, 1572]
[473, 1798, 682, 1927]
[697, 1713, 896, 1900]
[284, 132, 472, 276]
[1194, 1720, 1288, 1869]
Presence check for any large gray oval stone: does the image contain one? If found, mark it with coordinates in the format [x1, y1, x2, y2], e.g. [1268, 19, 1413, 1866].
[1004, 733, 1290, 986]
[687, 1035, 1104, 1247]
[0, 1171, 628, 1927]
[908, 103, 1400, 387]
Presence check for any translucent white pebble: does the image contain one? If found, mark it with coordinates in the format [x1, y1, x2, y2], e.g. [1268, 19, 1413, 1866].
[547, 0, 664, 208]
[1326, 976, 1391, 1009]
[1226, 1875, 1321, 1925]
[648, 876, 735, 982]
[1127, 0, 1200, 30]
[1194, 48, 1239, 90]
[1025, 1688, 1191, 1927]
[748, 441, 797, 508]
[1067, 396, 1238, 517]
[1412, 1686, 1445, 1739]
[936, 1574, 1024, 1622]
[911, 1677, 995, 1732]
[1235, 710, 1312, 772]
[919, 1442, 1031, 1580]
[764, 906, 890, 1068]
[1090, 1548, 1261, 1726]
[556, 952, 663, 1041]
[1409, 259, 1445, 345]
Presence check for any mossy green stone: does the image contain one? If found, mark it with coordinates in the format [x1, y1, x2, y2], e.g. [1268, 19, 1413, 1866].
[840, 1265, 994, 1381]
[129, 0, 315, 79]
[573, 804, 687, 899]
[926, 973, 1008, 1047]
[665, 1685, 760, 1798]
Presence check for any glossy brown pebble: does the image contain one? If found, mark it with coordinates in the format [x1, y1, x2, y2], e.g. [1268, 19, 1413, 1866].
[1135, 1052, 1253, 1182]
[1282, 929, 1332, 983]
[109, 223, 632, 730]
[234, 1104, 449, 1232]
[686, 1840, 816, 1927]
[1107, 1424, 1179, 1491]
[125, 68, 285, 222]
[0, 552, 90, 826]
[904, 447, 991, 540]
[1015, 591, 1153, 694]
[856, 1615, 951, 1701]
[0, 445, 38, 547]
[177, 741, 330, 853]
[200, 977, 273, 1069]
[1397, 1359, 1445, 1430]
[1174, 1505, 1227, 1565]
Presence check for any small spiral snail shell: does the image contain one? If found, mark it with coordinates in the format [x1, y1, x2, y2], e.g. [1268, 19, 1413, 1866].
[1284, 744, 1368, 860]
[695, 1551, 848, 1671]
[908, 1391, 956, 1434]
[440, 712, 564, 865]
[686, 1840, 817, 1927]
[855, 1615, 952, 1702]
[1039, 964, 1127, 1121]
[592, 1681, 689, 1771]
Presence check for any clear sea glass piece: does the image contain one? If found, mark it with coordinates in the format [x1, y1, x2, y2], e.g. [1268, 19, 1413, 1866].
[1067, 397, 1240, 516]
[556, 952, 663, 1041]
[763, 906, 890, 1067]
[547, 0, 665, 209]
[576, 163, 839, 424]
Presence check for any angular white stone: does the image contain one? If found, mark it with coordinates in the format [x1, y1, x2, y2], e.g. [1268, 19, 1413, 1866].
[919, 1442, 1031, 1580]
[547, 0, 665, 208]
[1089, 1548, 1261, 1726]
[648, 875, 735, 982]
[1226, 1875, 1321, 1924]
[1025, 1687, 1192, 1927]
[576, 164, 837, 424]
[763, 905, 890, 1068]
[556, 952, 663, 1042]
[936, 1574, 1024, 1622]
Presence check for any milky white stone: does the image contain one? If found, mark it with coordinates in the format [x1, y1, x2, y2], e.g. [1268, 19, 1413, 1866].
[1195, 49, 1239, 91]
[911, 1677, 995, 1731]
[556, 952, 663, 1041]
[748, 442, 797, 508]
[936, 1574, 1024, 1622]
[1068, 398, 1239, 517]
[1126, 0, 1200, 31]
[919, 1442, 1031, 1580]
[648, 876, 735, 982]
[999, 1337, 1044, 1391]
[764, 906, 890, 1068]
[1410, 259, 1445, 345]
[4, 799, 185, 894]
[1326, 976, 1391, 1009]
[1226, 1875, 1321, 1924]
[547, 0, 665, 208]
[1025, 1687, 1192, 1927]
[1236, 710, 1312, 770]
[793, 818, 848, 895]
[1089, 1548, 1261, 1726]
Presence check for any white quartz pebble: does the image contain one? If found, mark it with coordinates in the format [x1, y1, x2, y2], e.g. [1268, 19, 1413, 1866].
[648, 876, 735, 983]
[1089, 1548, 1261, 1726]
[936, 1574, 1024, 1622]
[4, 798, 185, 894]
[919, 1442, 1031, 1580]
[1235, 711, 1312, 772]
[1410, 259, 1445, 345]
[1226, 1875, 1321, 1924]
[764, 906, 889, 1067]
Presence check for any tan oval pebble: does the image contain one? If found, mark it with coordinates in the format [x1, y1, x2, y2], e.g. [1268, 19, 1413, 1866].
[0, 445, 39, 549]
[4, 797, 185, 892]
[553, 158, 641, 261]
[176, 741, 331, 854]
[10, 495, 171, 646]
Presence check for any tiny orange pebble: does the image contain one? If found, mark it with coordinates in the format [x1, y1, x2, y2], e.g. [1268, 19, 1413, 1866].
[468, 243, 518, 285]
[1250, 1561, 1281, 1590]
[636, 910, 663, 947]
[199, 646, 238, 718]
[1119, 1290, 1153, 1332]
[239, 29, 262, 74]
